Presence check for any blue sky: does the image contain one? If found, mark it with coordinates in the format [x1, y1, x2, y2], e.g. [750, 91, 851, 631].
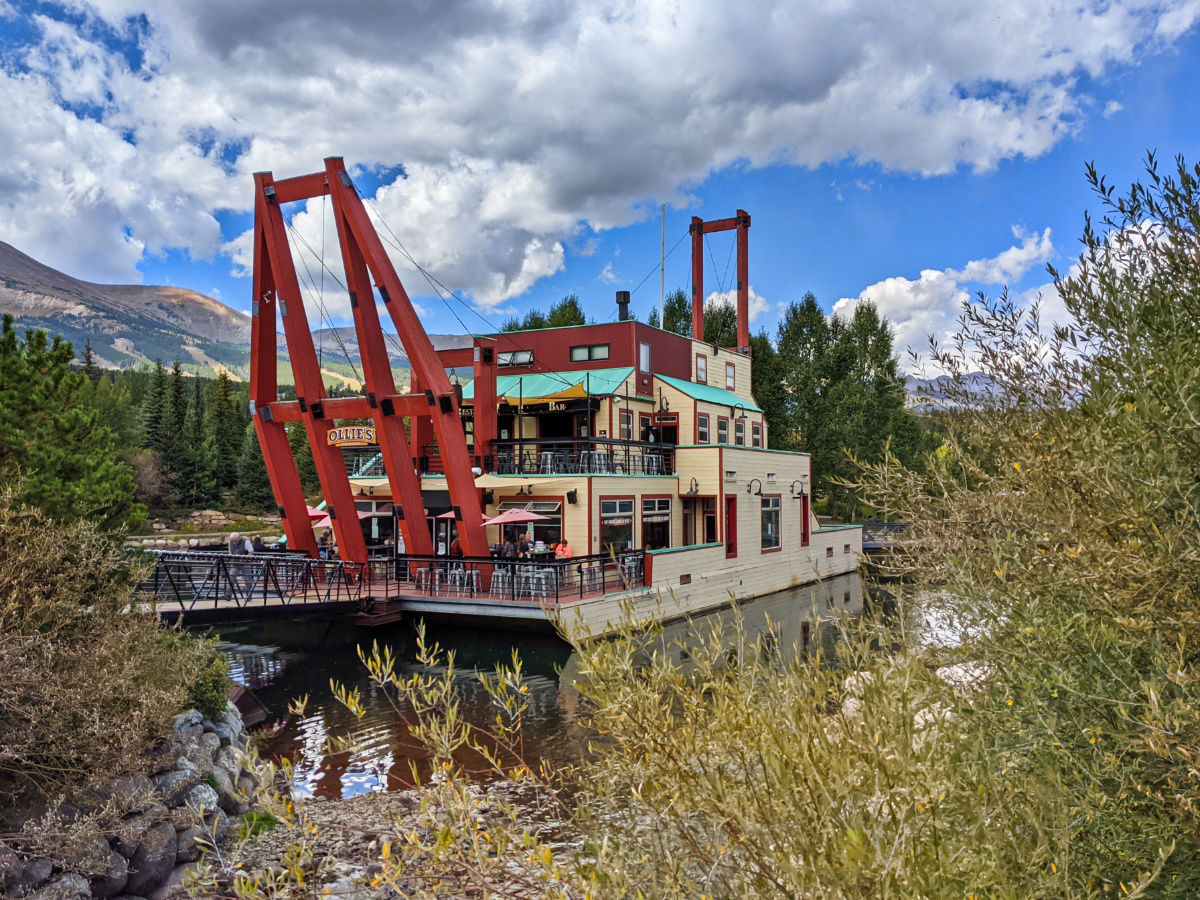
[3, 0, 1199, 364]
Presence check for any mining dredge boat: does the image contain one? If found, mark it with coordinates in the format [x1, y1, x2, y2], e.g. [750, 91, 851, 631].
[231, 157, 861, 639]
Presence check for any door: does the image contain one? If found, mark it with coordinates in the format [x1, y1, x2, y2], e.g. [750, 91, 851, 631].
[637, 341, 653, 395]
[682, 498, 696, 546]
[725, 495, 738, 558]
[801, 493, 811, 547]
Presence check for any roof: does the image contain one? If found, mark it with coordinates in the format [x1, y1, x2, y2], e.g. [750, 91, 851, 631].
[655, 373, 762, 412]
[461, 366, 634, 404]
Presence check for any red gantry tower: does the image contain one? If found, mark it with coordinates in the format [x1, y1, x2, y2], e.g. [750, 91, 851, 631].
[248, 157, 488, 564]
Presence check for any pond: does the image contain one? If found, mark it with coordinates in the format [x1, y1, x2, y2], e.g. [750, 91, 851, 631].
[206, 572, 863, 800]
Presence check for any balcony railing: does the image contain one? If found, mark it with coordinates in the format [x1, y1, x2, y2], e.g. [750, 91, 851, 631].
[490, 438, 675, 476]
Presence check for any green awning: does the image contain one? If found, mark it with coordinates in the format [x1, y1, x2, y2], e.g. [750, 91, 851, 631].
[655, 373, 762, 411]
[461, 366, 634, 404]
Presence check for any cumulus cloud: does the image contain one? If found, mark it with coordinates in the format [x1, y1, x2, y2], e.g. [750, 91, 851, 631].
[0, 0, 1196, 309]
[598, 262, 617, 284]
[834, 226, 1058, 360]
[1104, 99, 1125, 116]
[707, 287, 770, 323]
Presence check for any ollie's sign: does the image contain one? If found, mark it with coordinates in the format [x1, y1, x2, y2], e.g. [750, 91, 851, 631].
[327, 426, 376, 447]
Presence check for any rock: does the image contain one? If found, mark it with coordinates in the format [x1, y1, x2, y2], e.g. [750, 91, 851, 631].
[203, 810, 229, 844]
[207, 768, 239, 815]
[217, 712, 242, 737]
[103, 774, 154, 809]
[90, 850, 129, 899]
[172, 712, 204, 743]
[0, 842, 21, 892]
[29, 874, 90, 900]
[141, 741, 184, 777]
[183, 738, 216, 779]
[211, 724, 233, 747]
[124, 823, 176, 896]
[212, 747, 241, 783]
[17, 858, 54, 892]
[173, 828, 204, 865]
[200, 719, 217, 734]
[152, 770, 198, 808]
[184, 784, 219, 814]
[236, 774, 257, 797]
[144, 863, 207, 900]
[196, 732, 221, 757]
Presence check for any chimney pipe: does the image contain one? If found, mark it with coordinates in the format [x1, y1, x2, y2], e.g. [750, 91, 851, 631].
[616, 290, 630, 321]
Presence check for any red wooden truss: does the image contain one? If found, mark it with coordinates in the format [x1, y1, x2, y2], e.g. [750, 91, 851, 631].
[690, 210, 751, 352]
[249, 157, 488, 563]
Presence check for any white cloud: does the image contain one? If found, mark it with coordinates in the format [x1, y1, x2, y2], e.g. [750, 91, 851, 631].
[835, 226, 1059, 361]
[706, 286, 770, 323]
[0, 0, 1195, 306]
[1104, 99, 1124, 117]
[598, 262, 617, 284]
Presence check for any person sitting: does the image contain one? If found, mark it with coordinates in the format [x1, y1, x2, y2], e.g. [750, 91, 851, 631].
[518, 531, 534, 557]
[555, 538, 571, 559]
[251, 534, 266, 553]
[502, 536, 517, 559]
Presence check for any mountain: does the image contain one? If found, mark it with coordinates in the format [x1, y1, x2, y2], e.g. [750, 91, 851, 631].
[0, 240, 253, 375]
[0, 241, 471, 386]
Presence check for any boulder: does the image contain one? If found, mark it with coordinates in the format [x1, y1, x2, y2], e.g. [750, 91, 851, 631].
[207, 768, 239, 815]
[203, 810, 229, 844]
[15, 858, 54, 892]
[151, 771, 198, 808]
[171, 711, 204, 743]
[124, 823, 176, 896]
[90, 850, 129, 899]
[29, 874, 90, 900]
[184, 784, 219, 814]
[211, 724, 233, 748]
[0, 841, 21, 892]
[196, 732, 221, 757]
[182, 739, 216, 779]
[217, 712, 242, 737]
[173, 828, 205, 865]
[141, 741, 184, 777]
[200, 720, 217, 734]
[212, 747, 241, 783]
[144, 863, 207, 900]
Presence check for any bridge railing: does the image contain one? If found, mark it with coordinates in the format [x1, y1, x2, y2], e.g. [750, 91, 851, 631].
[136, 549, 646, 611]
[861, 521, 909, 548]
[136, 552, 367, 611]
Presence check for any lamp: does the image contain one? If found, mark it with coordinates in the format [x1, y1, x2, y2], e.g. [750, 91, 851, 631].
[355, 488, 368, 498]
[567, 489, 578, 505]
[789, 476, 809, 499]
[747, 478, 763, 496]
[657, 387, 670, 413]
[686, 477, 699, 496]
[731, 401, 748, 420]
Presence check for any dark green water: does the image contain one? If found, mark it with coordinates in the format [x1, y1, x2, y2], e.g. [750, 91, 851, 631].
[206, 572, 862, 800]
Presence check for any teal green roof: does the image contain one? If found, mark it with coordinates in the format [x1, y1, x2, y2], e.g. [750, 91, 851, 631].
[655, 373, 762, 412]
[461, 366, 634, 402]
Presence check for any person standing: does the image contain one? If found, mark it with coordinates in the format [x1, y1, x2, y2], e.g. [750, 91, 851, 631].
[449, 530, 463, 557]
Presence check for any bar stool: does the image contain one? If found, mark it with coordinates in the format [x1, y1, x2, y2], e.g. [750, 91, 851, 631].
[490, 565, 512, 597]
[580, 563, 603, 594]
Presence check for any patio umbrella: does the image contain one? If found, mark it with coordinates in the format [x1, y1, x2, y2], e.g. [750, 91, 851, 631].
[311, 509, 373, 530]
[306, 505, 327, 520]
[434, 510, 459, 519]
[482, 508, 549, 526]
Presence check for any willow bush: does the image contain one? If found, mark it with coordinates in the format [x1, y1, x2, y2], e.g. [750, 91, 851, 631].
[0, 494, 225, 817]
[321, 157, 1199, 899]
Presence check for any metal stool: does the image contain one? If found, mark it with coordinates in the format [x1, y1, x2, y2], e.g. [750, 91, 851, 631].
[490, 565, 512, 597]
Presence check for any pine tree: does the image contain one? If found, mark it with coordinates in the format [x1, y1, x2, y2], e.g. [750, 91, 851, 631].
[80, 338, 100, 384]
[177, 375, 216, 507]
[661, 288, 692, 336]
[235, 423, 276, 510]
[0, 315, 139, 526]
[206, 372, 244, 493]
[157, 361, 190, 499]
[140, 359, 167, 453]
[288, 423, 321, 494]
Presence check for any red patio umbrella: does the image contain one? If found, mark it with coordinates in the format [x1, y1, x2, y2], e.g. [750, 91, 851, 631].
[306, 505, 327, 520]
[311, 509, 373, 530]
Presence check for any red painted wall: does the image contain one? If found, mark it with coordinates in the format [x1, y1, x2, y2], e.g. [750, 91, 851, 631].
[477, 322, 693, 381]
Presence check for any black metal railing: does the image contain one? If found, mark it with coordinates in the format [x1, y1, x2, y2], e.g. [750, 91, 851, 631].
[136, 552, 367, 611]
[489, 438, 675, 476]
[371, 550, 645, 603]
[136, 549, 646, 611]
[861, 521, 909, 549]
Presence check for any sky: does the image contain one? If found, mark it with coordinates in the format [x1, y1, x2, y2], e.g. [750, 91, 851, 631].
[1, 0, 1199, 369]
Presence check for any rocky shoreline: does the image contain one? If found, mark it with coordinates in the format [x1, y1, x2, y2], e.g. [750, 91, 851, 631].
[1, 705, 263, 900]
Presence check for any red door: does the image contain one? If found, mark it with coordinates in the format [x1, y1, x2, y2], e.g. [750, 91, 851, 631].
[801, 494, 811, 547]
[725, 495, 738, 558]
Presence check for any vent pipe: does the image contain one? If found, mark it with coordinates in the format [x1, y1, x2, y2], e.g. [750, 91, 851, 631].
[616, 290, 631, 321]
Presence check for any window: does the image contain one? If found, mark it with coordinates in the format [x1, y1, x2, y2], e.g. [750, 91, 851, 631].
[726, 362, 736, 390]
[735, 421, 745, 446]
[761, 496, 781, 550]
[619, 409, 633, 441]
[498, 349, 533, 367]
[752, 423, 762, 447]
[642, 498, 672, 550]
[497, 500, 562, 546]
[844, 543, 852, 554]
[600, 499, 635, 553]
[696, 354, 707, 384]
[703, 497, 718, 543]
[697, 414, 710, 443]
[639, 342, 652, 374]
[717, 417, 729, 444]
[570, 343, 610, 362]
[825, 546, 834, 559]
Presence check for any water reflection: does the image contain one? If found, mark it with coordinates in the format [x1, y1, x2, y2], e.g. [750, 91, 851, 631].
[204, 573, 862, 799]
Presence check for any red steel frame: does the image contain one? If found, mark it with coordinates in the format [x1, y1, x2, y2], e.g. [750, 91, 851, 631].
[690, 209, 751, 352]
[249, 157, 488, 563]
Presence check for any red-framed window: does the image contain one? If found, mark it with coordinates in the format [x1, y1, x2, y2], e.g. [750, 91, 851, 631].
[641, 494, 673, 550]
[726, 362, 736, 390]
[696, 353, 708, 384]
[717, 417, 729, 444]
[639, 412, 653, 443]
[752, 422, 762, 448]
[697, 413, 710, 443]
[599, 495, 636, 554]
[619, 409, 633, 441]
[735, 420, 745, 446]
[761, 494, 781, 551]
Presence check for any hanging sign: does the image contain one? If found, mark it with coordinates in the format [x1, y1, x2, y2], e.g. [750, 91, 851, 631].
[327, 425, 376, 447]
[642, 514, 670, 523]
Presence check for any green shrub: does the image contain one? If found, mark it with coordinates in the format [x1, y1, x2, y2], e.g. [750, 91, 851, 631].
[238, 811, 278, 837]
[186, 649, 230, 721]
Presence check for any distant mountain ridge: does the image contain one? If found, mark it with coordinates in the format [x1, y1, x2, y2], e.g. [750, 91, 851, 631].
[0, 241, 468, 385]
